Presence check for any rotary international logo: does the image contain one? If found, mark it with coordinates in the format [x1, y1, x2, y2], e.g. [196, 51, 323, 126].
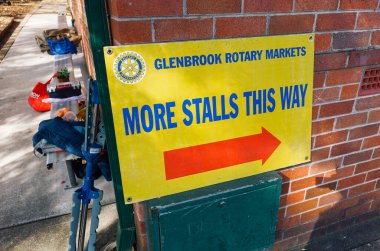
[113, 51, 146, 85]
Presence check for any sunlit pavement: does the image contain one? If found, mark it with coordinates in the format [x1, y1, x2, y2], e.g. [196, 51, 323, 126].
[0, 0, 117, 250]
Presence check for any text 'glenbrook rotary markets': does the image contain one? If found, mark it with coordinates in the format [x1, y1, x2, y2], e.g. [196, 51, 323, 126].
[154, 46, 307, 70]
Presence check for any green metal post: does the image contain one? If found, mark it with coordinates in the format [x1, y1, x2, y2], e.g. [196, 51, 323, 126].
[83, 1, 135, 250]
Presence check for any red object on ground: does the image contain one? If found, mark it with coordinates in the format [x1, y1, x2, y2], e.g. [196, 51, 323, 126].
[28, 75, 55, 112]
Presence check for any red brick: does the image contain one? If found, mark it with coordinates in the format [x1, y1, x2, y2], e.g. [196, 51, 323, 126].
[154, 18, 213, 42]
[286, 199, 319, 217]
[317, 210, 349, 229]
[275, 230, 282, 242]
[273, 237, 298, 251]
[311, 158, 342, 175]
[315, 33, 332, 52]
[187, 0, 241, 14]
[313, 87, 341, 104]
[110, 20, 151, 44]
[314, 52, 347, 71]
[348, 50, 380, 67]
[109, 0, 182, 18]
[356, 95, 380, 111]
[357, 12, 380, 29]
[343, 150, 373, 165]
[312, 106, 320, 120]
[334, 197, 360, 210]
[357, 189, 380, 202]
[323, 216, 355, 234]
[311, 147, 330, 162]
[319, 101, 354, 118]
[348, 181, 376, 197]
[269, 14, 314, 35]
[368, 109, 380, 123]
[314, 130, 348, 147]
[330, 140, 362, 157]
[371, 199, 380, 210]
[346, 203, 371, 217]
[355, 159, 380, 174]
[340, 84, 359, 100]
[300, 205, 332, 223]
[362, 135, 380, 149]
[366, 169, 380, 181]
[291, 174, 324, 191]
[312, 119, 334, 135]
[316, 13, 356, 31]
[314, 72, 326, 88]
[297, 232, 314, 245]
[322, 219, 350, 236]
[277, 215, 301, 230]
[332, 32, 370, 50]
[377, 179, 380, 189]
[278, 208, 286, 220]
[319, 190, 348, 206]
[279, 165, 310, 182]
[295, 0, 338, 11]
[340, 0, 378, 10]
[323, 166, 355, 184]
[324, 215, 352, 232]
[282, 221, 317, 239]
[337, 173, 366, 190]
[215, 16, 266, 38]
[309, 225, 331, 238]
[374, 149, 380, 160]
[281, 182, 290, 195]
[349, 124, 379, 140]
[305, 182, 337, 199]
[372, 31, 380, 46]
[280, 190, 305, 207]
[335, 113, 367, 129]
[326, 68, 363, 86]
[245, 0, 293, 13]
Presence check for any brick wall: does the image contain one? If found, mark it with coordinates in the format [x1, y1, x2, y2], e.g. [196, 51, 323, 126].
[110, 0, 379, 249]
[69, 0, 96, 78]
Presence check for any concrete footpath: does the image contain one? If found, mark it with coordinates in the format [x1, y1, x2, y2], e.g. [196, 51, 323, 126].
[0, 0, 117, 250]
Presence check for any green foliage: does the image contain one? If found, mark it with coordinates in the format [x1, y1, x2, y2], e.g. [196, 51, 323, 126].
[57, 67, 70, 79]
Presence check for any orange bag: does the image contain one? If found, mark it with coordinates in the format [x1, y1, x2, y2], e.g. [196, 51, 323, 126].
[28, 75, 54, 112]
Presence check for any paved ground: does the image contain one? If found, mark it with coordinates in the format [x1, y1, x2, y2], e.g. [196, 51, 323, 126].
[294, 216, 380, 251]
[353, 240, 380, 251]
[0, 203, 118, 251]
[0, 0, 117, 249]
[0, 1, 41, 61]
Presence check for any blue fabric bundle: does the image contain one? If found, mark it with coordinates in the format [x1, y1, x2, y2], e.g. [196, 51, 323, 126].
[47, 37, 77, 55]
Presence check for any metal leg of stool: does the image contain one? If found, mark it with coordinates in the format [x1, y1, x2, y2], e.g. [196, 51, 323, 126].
[65, 159, 79, 189]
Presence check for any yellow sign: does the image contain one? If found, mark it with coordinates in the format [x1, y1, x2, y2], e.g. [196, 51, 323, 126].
[104, 34, 314, 204]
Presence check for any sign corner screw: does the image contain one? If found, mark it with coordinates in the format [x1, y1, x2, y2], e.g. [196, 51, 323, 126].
[127, 197, 132, 202]
[107, 49, 113, 55]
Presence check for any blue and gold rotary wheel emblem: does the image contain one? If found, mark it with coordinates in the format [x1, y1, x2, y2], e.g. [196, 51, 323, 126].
[113, 51, 146, 85]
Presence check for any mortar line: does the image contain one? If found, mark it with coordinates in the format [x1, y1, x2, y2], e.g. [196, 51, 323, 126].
[265, 15, 270, 35]
[151, 19, 155, 42]
[183, 0, 187, 16]
[354, 12, 359, 30]
[212, 17, 216, 39]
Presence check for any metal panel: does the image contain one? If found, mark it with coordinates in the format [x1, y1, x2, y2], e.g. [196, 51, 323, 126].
[143, 172, 282, 251]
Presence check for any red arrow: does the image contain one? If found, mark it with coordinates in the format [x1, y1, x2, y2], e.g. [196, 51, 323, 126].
[164, 127, 281, 180]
